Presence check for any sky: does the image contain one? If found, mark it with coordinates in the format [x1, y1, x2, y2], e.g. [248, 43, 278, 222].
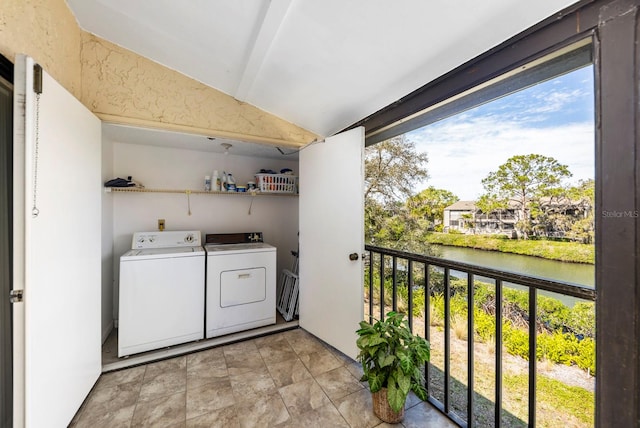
[406, 65, 595, 201]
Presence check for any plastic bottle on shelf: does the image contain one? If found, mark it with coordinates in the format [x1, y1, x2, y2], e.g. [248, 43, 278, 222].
[212, 170, 220, 191]
[227, 173, 236, 192]
[204, 175, 211, 192]
[221, 171, 228, 191]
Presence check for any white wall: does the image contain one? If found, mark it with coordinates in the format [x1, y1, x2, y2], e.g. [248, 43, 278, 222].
[108, 142, 299, 320]
[101, 136, 114, 343]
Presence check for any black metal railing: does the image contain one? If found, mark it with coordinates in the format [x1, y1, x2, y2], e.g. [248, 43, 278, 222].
[364, 244, 596, 428]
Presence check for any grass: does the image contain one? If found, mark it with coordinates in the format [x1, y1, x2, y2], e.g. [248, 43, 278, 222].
[502, 374, 594, 427]
[425, 232, 594, 264]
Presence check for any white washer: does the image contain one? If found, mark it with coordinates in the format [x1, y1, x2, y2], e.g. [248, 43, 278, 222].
[205, 242, 277, 338]
[118, 231, 204, 357]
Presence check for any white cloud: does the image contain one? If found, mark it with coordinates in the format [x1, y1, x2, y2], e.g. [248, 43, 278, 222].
[408, 117, 594, 200]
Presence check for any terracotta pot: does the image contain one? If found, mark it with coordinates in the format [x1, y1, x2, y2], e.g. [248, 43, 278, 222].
[371, 388, 405, 423]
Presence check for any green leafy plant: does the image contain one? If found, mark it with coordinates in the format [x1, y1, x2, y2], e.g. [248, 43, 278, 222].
[355, 311, 431, 412]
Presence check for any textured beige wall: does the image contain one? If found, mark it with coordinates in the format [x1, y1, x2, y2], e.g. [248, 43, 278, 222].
[0, 0, 83, 99]
[80, 34, 317, 146]
[0, 0, 317, 146]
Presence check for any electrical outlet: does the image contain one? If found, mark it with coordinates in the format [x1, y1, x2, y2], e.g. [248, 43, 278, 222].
[158, 219, 165, 231]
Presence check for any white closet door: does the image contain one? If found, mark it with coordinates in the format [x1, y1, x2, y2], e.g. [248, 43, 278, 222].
[13, 55, 102, 427]
[299, 127, 365, 359]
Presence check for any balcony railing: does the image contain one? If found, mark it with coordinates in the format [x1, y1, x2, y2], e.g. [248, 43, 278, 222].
[364, 244, 596, 428]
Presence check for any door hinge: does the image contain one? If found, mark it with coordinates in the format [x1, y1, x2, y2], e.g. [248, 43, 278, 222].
[9, 289, 24, 303]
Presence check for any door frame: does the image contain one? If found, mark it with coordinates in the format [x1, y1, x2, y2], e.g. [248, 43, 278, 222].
[0, 53, 14, 428]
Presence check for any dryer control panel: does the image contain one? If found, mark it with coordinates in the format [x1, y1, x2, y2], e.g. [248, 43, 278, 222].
[131, 230, 202, 249]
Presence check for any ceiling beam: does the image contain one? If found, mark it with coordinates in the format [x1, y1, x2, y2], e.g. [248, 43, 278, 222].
[234, 0, 293, 101]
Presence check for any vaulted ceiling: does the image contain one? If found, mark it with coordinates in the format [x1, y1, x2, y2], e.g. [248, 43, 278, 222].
[66, 0, 579, 137]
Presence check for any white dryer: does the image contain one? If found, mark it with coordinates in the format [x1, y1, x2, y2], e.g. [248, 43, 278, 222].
[118, 230, 204, 357]
[205, 233, 276, 338]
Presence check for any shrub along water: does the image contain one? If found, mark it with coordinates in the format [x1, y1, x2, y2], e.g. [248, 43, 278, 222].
[425, 232, 595, 264]
[365, 270, 595, 374]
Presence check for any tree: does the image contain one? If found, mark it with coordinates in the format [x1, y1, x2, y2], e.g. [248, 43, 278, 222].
[565, 179, 595, 243]
[365, 135, 429, 206]
[406, 187, 459, 229]
[480, 154, 572, 239]
[365, 136, 429, 248]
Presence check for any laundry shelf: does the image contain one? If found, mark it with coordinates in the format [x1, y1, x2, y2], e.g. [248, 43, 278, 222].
[104, 187, 299, 197]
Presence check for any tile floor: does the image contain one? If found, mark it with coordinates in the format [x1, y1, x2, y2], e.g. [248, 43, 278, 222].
[71, 328, 456, 428]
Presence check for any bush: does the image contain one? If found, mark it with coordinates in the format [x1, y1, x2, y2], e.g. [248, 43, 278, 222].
[503, 323, 530, 359]
[364, 264, 596, 375]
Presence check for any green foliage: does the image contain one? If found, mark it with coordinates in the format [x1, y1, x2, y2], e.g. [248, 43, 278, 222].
[565, 302, 595, 338]
[503, 323, 530, 359]
[356, 312, 431, 412]
[406, 186, 459, 226]
[425, 232, 594, 264]
[390, 276, 595, 373]
[504, 374, 595, 426]
[366, 263, 596, 376]
[365, 136, 429, 249]
[480, 154, 573, 239]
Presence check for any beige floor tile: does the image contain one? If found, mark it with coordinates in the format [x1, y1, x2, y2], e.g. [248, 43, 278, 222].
[254, 332, 290, 348]
[299, 348, 342, 376]
[257, 337, 298, 365]
[78, 381, 141, 419]
[97, 365, 146, 389]
[186, 379, 235, 420]
[144, 356, 187, 380]
[315, 366, 365, 401]
[131, 391, 186, 427]
[285, 329, 328, 356]
[345, 359, 366, 381]
[222, 340, 258, 357]
[139, 369, 187, 401]
[266, 357, 313, 388]
[82, 329, 451, 428]
[335, 389, 382, 428]
[225, 349, 267, 376]
[70, 404, 136, 428]
[186, 405, 241, 428]
[278, 378, 332, 416]
[236, 392, 290, 427]
[187, 347, 226, 370]
[230, 369, 278, 402]
[276, 403, 350, 428]
[374, 423, 404, 428]
[187, 358, 228, 391]
[402, 401, 458, 428]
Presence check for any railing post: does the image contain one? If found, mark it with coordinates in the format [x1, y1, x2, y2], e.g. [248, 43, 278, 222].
[425, 263, 431, 396]
[444, 267, 451, 414]
[368, 250, 373, 324]
[495, 279, 503, 428]
[528, 288, 537, 427]
[408, 260, 413, 332]
[468, 273, 475, 427]
[379, 254, 385, 321]
[392, 256, 398, 312]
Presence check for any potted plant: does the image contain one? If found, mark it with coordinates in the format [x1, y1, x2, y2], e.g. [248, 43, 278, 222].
[356, 311, 430, 423]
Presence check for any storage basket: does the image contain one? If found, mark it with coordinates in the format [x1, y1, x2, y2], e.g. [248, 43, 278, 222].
[372, 388, 405, 423]
[255, 173, 297, 193]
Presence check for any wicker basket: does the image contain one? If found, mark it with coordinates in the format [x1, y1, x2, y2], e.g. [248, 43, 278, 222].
[372, 388, 405, 423]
